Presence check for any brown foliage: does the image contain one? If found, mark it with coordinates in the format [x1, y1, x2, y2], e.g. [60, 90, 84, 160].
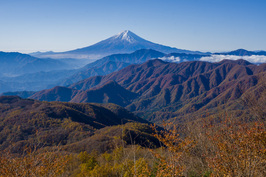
[0, 146, 70, 177]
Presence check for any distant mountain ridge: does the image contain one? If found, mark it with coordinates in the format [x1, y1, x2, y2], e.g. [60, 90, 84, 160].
[58, 48, 266, 87]
[0, 49, 204, 93]
[30, 59, 266, 123]
[0, 51, 72, 76]
[0, 91, 36, 98]
[59, 49, 166, 86]
[2, 48, 265, 94]
[215, 49, 266, 56]
[32, 30, 204, 60]
[0, 51, 78, 93]
[0, 51, 93, 93]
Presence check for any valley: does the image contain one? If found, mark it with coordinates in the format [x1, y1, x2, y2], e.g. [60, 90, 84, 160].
[0, 30, 265, 176]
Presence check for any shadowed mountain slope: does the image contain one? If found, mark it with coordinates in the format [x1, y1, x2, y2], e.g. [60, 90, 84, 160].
[31, 59, 266, 123]
[71, 81, 138, 106]
[0, 96, 149, 153]
[31, 81, 138, 107]
[29, 86, 78, 102]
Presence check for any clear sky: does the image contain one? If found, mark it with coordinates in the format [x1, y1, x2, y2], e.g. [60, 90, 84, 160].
[0, 0, 265, 53]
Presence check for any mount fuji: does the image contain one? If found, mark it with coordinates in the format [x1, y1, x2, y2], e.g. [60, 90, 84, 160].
[32, 30, 203, 60]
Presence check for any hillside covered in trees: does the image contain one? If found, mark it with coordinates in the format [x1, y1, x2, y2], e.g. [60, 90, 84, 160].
[0, 83, 265, 176]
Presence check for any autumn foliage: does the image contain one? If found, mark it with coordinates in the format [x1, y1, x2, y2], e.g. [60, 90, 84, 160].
[0, 87, 265, 176]
[205, 120, 266, 176]
[0, 147, 70, 177]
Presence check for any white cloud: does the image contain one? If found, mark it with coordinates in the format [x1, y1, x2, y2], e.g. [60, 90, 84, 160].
[159, 56, 181, 62]
[200, 55, 266, 63]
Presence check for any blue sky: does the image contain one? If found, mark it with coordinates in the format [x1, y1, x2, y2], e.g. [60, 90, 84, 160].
[0, 0, 265, 53]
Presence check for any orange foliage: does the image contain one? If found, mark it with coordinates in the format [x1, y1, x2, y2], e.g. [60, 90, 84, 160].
[204, 118, 266, 177]
[0, 147, 70, 177]
[151, 122, 195, 176]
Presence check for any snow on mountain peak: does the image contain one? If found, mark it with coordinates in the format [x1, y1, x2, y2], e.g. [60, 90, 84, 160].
[115, 30, 137, 43]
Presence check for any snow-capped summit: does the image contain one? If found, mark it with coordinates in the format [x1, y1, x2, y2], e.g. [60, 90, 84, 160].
[114, 30, 138, 43]
[32, 30, 202, 60]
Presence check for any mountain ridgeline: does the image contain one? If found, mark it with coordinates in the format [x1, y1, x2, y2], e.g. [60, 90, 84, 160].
[1, 29, 266, 176]
[0, 96, 154, 153]
[1, 30, 265, 94]
[32, 30, 203, 60]
[30, 59, 266, 123]
[0, 51, 87, 93]
[0, 49, 203, 93]
[0, 51, 72, 76]
[59, 49, 166, 86]
[215, 48, 266, 56]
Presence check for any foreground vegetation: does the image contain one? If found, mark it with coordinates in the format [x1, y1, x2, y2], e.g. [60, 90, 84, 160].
[1, 118, 265, 176]
[0, 87, 265, 176]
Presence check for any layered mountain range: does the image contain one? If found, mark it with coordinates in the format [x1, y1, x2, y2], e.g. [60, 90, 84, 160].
[0, 52, 73, 76]
[59, 49, 166, 86]
[0, 52, 91, 93]
[0, 49, 209, 93]
[1, 31, 266, 94]
[30, 59, 266, 123]
[1, 30, 266, 158]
